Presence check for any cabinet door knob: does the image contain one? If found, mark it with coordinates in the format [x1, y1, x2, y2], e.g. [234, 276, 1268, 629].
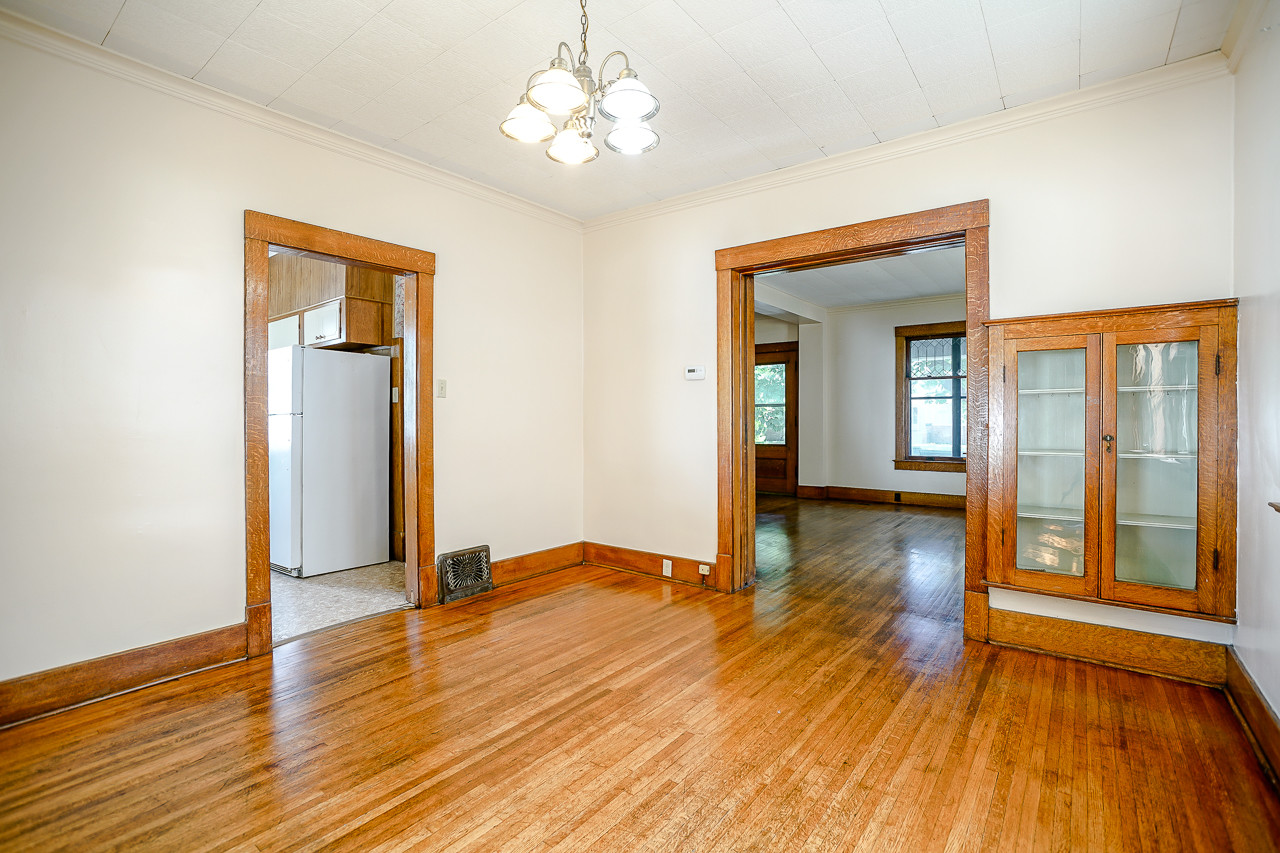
[1103, 434, 1113, 453]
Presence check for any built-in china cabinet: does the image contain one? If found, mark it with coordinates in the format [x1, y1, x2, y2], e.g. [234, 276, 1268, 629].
[985, 300, 1237, 620]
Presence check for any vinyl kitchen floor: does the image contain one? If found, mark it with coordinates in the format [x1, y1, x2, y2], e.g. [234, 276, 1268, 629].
[271, 560, 409, 643]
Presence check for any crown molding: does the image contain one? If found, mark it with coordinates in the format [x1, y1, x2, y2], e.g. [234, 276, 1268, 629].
[0, 10, 583, 232]
[583, 52, 1232, 234]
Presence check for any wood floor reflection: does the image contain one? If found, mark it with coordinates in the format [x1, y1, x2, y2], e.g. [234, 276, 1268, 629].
[1, 497, 1277, 851]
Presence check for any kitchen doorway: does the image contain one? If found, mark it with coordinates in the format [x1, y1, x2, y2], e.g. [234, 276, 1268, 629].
[244, 212, 435, 656]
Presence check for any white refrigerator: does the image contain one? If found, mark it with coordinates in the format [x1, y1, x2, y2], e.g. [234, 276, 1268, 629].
[268, 345, 390, 577]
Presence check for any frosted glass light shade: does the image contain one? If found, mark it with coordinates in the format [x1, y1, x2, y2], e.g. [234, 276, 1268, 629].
[603, 119, 658, 155]
[527, 66, 588, 114]
[598, 76, 659, 122]
[546, 128, 599, 165]
[500, 100, 555, 143]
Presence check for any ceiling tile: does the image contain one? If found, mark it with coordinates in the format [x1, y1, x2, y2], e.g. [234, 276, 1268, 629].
[195, 40, 305, 104]
[465, 0, 524, 19]
[906, 32, 996, 86]
[876, 114, 938, 144]
[812, 19, 907, 80]
[995, 40, 1079, 95]
[330, 120, 395, 147]
[836, 55, 920, 105]
[438, 19, 547, 83]
[1082, 0, 1180, 31]
[887, 0, 986, 54]
[342, 13, 444, 75]
[748, 47, 833, 100]
[103, 0, 225, 77]
[308, 47, 405, 99]
[611, 0, 709, 61]
[979, 0, 1074, 26]
[714, 7, 810, 69]
[921, 67, 1001, 114]
[382, 0, 490, 47]
[934, 96, 1004, 125]
[272, 74, 371, 125]
[1080, 47, 1169, 86]
[783, 0, 886, 43]
[985, 0, 1079, 62]
[1081, 11, 1177, 72]
[678, 0, 778, 34]
[258, 0, 377, 44]
[775, 81, 859, 127]
[345, 98, 431, 139]
[144, 0, 257, 38]
[653, 37, 745, 85]
[497, 0, 589, 48]
[688, 72, 772, 115]
[229, 8, 338, 71]
[0, 0, 125, 44]
[857, 88, 933, 130]
[1002, 76, 1078, 108]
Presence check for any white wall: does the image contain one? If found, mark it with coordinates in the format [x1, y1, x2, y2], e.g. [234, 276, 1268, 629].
[827, 296, 966, 495]
[582, 57, 1237, 639]
[0, 29, 584, 680]
[1232, 6, 1280, 707]
[754, 315, 798, 343]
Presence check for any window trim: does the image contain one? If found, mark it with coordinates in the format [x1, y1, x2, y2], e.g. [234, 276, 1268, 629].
[895, 320, 967, 473]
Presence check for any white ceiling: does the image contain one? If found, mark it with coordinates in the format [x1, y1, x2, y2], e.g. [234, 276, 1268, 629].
[757, 244, 965, 308]
[1, 0, 1239, 219]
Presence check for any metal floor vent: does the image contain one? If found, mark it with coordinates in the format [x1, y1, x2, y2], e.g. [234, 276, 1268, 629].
[437, 545, 493, 604]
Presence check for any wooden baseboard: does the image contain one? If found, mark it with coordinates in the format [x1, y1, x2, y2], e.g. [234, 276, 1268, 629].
[826, 486, 966, 509]
[987, 608, 1226, 685]
[584, 542, 714, 588]
[964, 590, 989, 641]
[0, 623, 248, 729]
[796, 485, 828, 500]
[491, 542, 584, 586]
[1226, 649, 1280, 786]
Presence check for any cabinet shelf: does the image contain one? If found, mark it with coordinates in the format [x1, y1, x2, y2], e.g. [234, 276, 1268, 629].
[1018, 388, 1085, 395]
[1017, 505, 1084, 522]
[1117, 385, 1196, 392]
[1115, 512, 1195, 530]
[1117, 451, 1197, 460]
[1018, 449, 1084, 456]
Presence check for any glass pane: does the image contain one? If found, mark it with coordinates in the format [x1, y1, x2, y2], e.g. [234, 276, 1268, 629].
[910, 378, 954, 398]
[1113, 341, 1198, 589]
[755, 364, 786, 445]
[1015, 348, 1087, 576]
[909, 337, 963, 378]
[910, 398, 954, 456]
[755, 364, 785, 405]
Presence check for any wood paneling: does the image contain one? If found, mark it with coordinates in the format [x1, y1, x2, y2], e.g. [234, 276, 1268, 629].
[267, 254, 345, 318]
[826, 486, 966, 509]
[796, 485, 828, 499]
[491, 542, 584, 586]
[346, 265, 395, 303]
[716, 201, 990, 608]
[0, 623, 246, 728]
[988, 607, 1227, 685]
[1227, 649, 1280, 787]
[584, 542, 713, 588]
[3, 498, 1275, 849]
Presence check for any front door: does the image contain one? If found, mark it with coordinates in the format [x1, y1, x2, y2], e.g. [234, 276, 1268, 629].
[755, 342, 798, 495]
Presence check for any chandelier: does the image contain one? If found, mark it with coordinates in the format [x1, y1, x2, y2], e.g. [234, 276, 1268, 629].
[500, 0, 660, 165]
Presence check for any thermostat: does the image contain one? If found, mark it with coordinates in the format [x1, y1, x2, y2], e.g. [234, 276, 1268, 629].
[685, 365, 706, 380]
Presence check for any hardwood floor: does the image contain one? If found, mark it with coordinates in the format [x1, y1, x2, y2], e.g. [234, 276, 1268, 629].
[2, 498, 1277, 851]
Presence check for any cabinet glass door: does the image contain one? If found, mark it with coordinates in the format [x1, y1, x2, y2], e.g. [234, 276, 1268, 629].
[1102, 327, 1215, 611]
[1006, 335, 1100, 595]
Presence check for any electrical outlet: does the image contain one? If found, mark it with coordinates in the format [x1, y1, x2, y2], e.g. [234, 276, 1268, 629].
[698, 564, 711, 576]
[662, 559, 672, 577]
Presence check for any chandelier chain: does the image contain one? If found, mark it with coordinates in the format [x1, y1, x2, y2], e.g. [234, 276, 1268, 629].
[579, 0, 589, 66]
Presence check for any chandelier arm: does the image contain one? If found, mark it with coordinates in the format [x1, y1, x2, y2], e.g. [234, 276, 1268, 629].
[555, 41, 575, 65]
[596, 51, 630, 90]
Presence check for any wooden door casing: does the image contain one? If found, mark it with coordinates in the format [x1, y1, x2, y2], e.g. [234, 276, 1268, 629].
[755, 342, 798, 495]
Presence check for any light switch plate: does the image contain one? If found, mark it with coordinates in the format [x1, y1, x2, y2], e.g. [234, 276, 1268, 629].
[436, 379, 447, 398]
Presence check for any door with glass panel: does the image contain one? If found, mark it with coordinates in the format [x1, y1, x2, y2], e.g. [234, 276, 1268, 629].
[754, 343, 798, 495]
[1101, 326, 1218, 612]
[1001, 335, 1102, 596]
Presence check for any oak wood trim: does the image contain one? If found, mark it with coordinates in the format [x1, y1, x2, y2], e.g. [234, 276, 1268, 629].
[246, 602, 272, 658]
[245, 212, 435, 620]
[1226, 648, 1280, 787]
[894, 459, 967, 472]
[982, 582, 1237, 623]
[987, 608, 1226, 686]
[826, 486, 966, 509]
[963, 590, 989, 641]
[1214, 305, 1238, 619]
[714, 201, 988, 272]
[0, 623, 247, 729]
[717, 201, 990, 604]
[985, 298, 1239, 328]
[754, 341, 798, 354]
[491, 542, 585, 586]
[754, 344, 798, 495]
[895, 320, 967, 339]
[894, 320, 968, 473]
[796, 485, 828, 500]
[584, 542, 714, 589]
[245, 211, 436, 274]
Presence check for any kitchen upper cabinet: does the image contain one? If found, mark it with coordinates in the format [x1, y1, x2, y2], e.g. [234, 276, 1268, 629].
[986, 300, 1237, 620]
[268, 315, 300, 349]
[303, 300, 341, 345]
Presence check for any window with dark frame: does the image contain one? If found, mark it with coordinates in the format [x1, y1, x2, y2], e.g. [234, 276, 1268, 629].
[895, 321, 967, 472]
